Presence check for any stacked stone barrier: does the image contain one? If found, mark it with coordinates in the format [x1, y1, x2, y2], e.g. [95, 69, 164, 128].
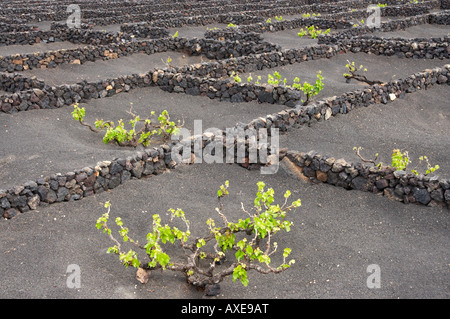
[204, 29, 264, 43]
[0, 36, 280, 73]
[284, 150, 449, 208]
[0, 23, 38, 33]
[337, 35, 449, 59]
[119, 25, 170, 39]
[0, 73, 46, 93]
[0, 29, 134, 47]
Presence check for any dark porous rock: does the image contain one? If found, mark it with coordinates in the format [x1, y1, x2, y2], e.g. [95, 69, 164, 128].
[49, 179, 59, 191]
[394, 185, 405, 197]
[204, 283, 221, 297]
[303, 166, 316, 178]
[319, 160, 331, 173]
[110, 161, 124, 175]
[46, 189, 57, 203]
[1, 197, 11, 209]
[36, 185, 49, 201]
[94, 176, 106, 191]
[327, 171, 339, 185]
[3, 208, 19, 219]
[430, 189, 444, 202]
[57, 187, 69, 202]
[121, 170, 131, 183]
[131, 161, 144, 178]
[311, 158, 320, 171]
[24, 180, 38, 192]
[413, 188, 431, 205]
[258, 90, 274, 104]
[108, 175, 121, 189]
[76, 172, 88, 183]
[230, 92, 244, 103]
[375, 178, 389, 190]
[11, 195, 27, 208]
[437, 74, 447, 84]
[57, 175, 67, 186]
[185, 87, 200, 96]
[84, 173, 97, 189]
[351, 176, 369, 191]
[153, 161, 166, 174]
[444, 190, 450, 202]
[441, 180, 450, 190]
[338, 171, 348, 181]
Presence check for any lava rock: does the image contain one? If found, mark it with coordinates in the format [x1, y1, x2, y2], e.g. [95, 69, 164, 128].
[412, 188, 431, 205]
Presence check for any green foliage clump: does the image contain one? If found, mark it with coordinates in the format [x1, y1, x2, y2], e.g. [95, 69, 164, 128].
[265, 16, 284, 25]
[298, 25, 330, 39]
[96, 181, 301, 294]
[294, 71, 324, 106]
[352, 19, 365, 27]
[302, 12, 321, 18]
[230, 70, 324, 106]
[230, 71, 242, 83]
[391, 149, 440, 176]
[353, 147, 440, 176]
[72, 103, 181, 147]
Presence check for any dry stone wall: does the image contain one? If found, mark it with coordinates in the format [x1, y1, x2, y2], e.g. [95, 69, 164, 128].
[285, 150, 450, 208]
